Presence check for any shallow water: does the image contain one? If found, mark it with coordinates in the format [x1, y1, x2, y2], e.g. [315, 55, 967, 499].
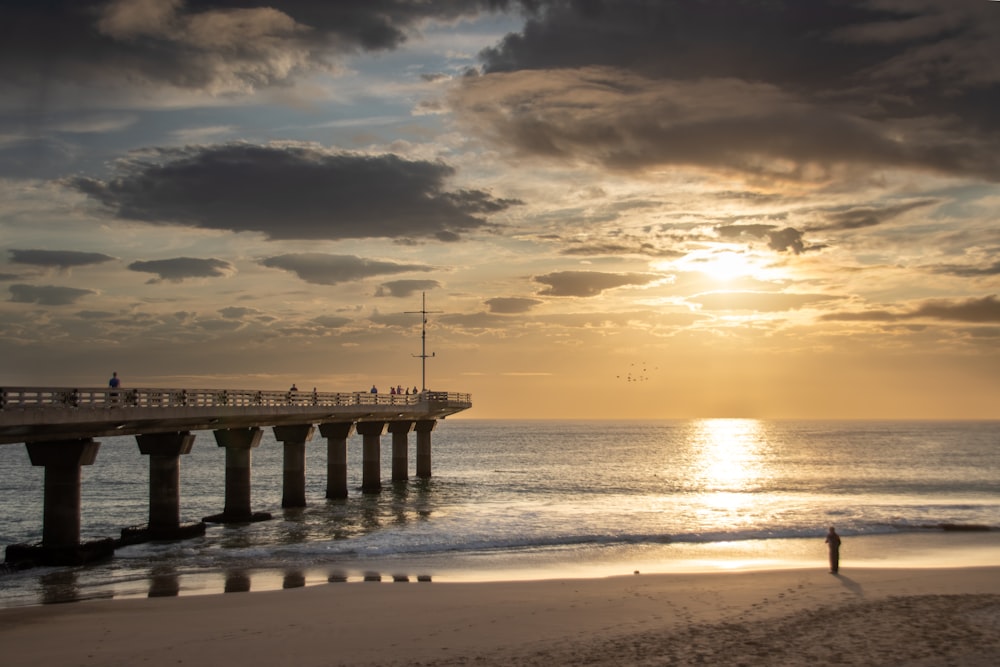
[1, 419, 998, 607]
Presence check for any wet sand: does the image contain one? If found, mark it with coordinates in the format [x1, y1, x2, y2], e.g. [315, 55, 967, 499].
[1, 566, 998, 666]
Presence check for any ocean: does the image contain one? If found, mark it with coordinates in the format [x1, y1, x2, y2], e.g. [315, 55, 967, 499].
[1, 419, 998, 608]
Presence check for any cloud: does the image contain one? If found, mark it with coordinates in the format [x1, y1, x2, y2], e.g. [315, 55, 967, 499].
[311, 315, 352, 328]
[456, 67, 1000, 183]
[9, 284, 95, 306]
[817, 200, 939, 231]
[218, 306, 260, 320]
[560, 239, 683, 258]
[485, 297, 543, 314]
[534, 270, 659, 297]
[929, 261, 1000, 278]
[260, 253, 432, 285]
[715, 224, 815, 255]
[823, 295, 1000, 323]
[128, 257, 234, 283]
[374, 280, 441, 298]
[8, 249, 115, 269]
[690, 291, 840, 313]
[0, 1, 509, 103]
[457, 1, 1000, 183]
[68, 144, 517, 241]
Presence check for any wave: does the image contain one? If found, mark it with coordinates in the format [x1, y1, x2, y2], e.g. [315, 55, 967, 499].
[192, 520, 995, 569]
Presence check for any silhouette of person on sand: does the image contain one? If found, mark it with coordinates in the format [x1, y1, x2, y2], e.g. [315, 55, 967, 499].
[826, 526, 842, 574]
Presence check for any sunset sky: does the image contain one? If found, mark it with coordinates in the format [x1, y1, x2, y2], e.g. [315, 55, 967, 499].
[1, 0, 998, 419]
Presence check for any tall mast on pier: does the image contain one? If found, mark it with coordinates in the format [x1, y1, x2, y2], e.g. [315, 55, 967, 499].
[406, 292, 441, 392]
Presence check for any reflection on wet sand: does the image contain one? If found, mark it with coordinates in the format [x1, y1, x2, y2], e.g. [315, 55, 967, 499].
[149, 566, 180, 598]
[40, 569, 113, 604]
[224, 570, 251, 593]
[283, 571, 305, 589]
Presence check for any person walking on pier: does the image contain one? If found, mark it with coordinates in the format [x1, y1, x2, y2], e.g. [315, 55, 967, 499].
[825, 526, 842, 574]
[108, 371, 120, 388]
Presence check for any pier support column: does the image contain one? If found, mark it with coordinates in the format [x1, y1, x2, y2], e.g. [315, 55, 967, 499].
[131, 431, 205, 542]
[6, 439, 115, 566]
[204, 427, 271, 523]
[415, 420, 437, 479]
[389, 421, 414, 482]
[319, 422, 354, 499]
[356, 421, 387, 494]
[273, 424, 316, 508]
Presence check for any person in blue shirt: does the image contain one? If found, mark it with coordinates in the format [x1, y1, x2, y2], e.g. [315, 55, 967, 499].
[108, 372, 121, 388]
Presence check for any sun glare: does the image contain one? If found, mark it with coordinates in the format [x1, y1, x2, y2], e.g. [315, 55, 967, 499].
[692, 418, 768, 491]
[697, 251, 756, 282]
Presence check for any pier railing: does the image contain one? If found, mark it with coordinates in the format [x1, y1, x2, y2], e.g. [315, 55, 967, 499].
[0, 386, 472, 445]
[0, 387, 470, 411]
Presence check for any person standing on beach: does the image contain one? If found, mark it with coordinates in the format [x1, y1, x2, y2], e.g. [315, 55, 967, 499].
[825, 526, 841, 574]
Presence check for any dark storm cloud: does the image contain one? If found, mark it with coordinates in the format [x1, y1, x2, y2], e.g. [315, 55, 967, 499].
[8, 249, 115, 269]
[823, 295, 1000, 323]
[0, 1, 528, 100]
[485, 296, 542, 313]
[534, 270, 658, 297]
[374, 280, 441, 298]
[68, 144, 516, 241]
[458, 0, 1000, 182]
[128, 257, 234, 283]
[260, 253, 432, 285]
[9, 284, 95, 306]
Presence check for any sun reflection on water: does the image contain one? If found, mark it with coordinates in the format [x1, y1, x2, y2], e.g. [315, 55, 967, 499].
[687, 419, 773, 522]
[691, 418, 768, 488]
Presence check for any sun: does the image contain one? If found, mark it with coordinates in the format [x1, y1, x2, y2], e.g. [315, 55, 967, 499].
[692, 250, 759, 282]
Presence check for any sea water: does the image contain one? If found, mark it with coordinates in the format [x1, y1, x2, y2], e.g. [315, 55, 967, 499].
[0, 419, 998, 607]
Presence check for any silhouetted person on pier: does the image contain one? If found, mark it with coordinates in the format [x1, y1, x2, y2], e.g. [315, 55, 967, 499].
[370, 385, 378, 394]
[825, 526, 841, 574]
[289, 384, 298, 392]
[108, 372, 120, 388]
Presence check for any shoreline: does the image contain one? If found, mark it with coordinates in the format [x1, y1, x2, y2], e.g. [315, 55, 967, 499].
[2, 565, 999, 666]
[2, 529, 999, 609]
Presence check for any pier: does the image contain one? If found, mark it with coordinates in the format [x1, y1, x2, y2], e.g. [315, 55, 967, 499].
[0, 386, 471, 566]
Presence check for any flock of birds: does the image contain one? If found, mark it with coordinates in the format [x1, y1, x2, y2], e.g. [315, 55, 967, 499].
[616, 362, 658, 383]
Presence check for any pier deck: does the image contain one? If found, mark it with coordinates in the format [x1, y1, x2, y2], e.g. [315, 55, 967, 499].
[0, 386, 470, 444]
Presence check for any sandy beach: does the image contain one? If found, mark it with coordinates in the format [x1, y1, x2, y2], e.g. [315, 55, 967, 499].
[2, 565, 998, 666]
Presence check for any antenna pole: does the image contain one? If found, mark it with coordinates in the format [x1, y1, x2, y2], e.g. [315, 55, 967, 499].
[406, 292, 442, 392]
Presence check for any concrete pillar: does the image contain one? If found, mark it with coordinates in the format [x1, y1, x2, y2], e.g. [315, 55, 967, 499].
[356, 421, 387, 494]
[319, 422, 354, 499]
[207, 427, 269, 523]
[273, 424, 315, 508]
[136, 431, 196, 533]
[389, 421, 414, 482]
[415, 420, 437, 479]
[25, 439, 100, 548]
